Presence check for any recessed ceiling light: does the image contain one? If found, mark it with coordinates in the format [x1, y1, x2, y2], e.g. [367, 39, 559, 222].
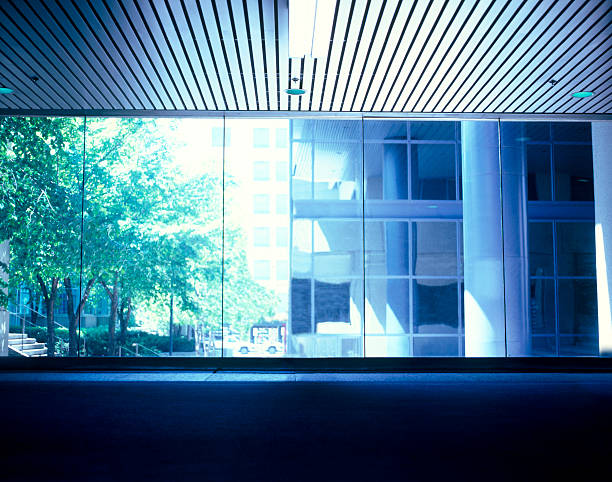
[285, 88, 306, 96]
[0, 87, 13, 94]
[572, 91, 593, 98]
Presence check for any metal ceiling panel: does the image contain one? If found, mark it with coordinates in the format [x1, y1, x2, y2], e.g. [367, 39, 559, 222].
[0, 0, 610, 116]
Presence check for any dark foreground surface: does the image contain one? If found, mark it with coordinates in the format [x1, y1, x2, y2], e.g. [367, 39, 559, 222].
[1, 372, 611, 481]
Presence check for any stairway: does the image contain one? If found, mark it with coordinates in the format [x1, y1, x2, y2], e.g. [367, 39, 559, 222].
[8, 333, 48, 357]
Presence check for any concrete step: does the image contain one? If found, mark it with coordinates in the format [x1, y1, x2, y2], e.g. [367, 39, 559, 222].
[8, 337, 37, 346]
[8, 333, 28, 339]
[17, 347, 47, 356]
[20, 342, 46, 351]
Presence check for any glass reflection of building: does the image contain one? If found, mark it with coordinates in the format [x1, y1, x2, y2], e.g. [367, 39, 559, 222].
[287, 120, 597, 357]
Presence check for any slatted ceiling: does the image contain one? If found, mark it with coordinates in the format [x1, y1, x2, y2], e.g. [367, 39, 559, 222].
[0, 0, 611, 116]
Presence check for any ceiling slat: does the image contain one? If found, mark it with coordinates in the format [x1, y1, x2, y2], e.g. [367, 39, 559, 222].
[0, 0, 609, 115]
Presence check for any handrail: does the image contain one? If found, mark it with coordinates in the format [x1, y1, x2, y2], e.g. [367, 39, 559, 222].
[131, 343, 162, 357]
[118, 345, 139, 357]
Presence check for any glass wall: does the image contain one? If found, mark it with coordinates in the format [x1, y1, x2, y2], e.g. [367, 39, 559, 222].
[0, 116, 601, 357]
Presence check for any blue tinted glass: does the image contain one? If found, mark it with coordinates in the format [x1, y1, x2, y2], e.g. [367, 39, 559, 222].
[413, 279, 458, 334]
[529, 279, 555, 334]
[528, 222, 553, 276]
[253, 127, 270, 147]
[365, 278, 410, 335]
[413, 336, 459, 356]
[413, 222, 457, 276]
[552, 122, 591, 143]
[411, 144, 456, 200]
[411, 121, 456, 140]
[526, 144, 551, 201]
[554, 145, 594, 201]
[558, 279, 598, 335]
[556, 222, 595, 277]
[365, 121, 407, 140]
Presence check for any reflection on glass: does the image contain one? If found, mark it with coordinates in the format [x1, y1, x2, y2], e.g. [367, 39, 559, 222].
[526, 144, 551, 201]
[411, 121, 456, 140]
[314, 221, 362, 277]
[529, 279, 555, 334]
[556, 222, 595, 276]
[528, 222, 554, 276]
[558, 279, 598, 336]
[292, 141, 312, 200]
[313, 142, 362, 200]
[413, 279, 458, 334]
[552, 122, 591, 143]
[559, 336, 598, 356]
[413, 222, 457, 276]
[365, 121, 407, 140]
[411, 144, 456, 200]
[413, 336, 458, 356]
[366, 222, 410, 276]
[554, 145, 594, 201]
[365, 278, 410, 335]
[531, 336, 556, 356]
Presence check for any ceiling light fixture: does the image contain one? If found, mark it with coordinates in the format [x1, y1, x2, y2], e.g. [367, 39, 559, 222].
[285, 77, 306, 96]
[572, 91, 593, 98]
[0, 86, 13, 94]
[289, 0, 336, 59]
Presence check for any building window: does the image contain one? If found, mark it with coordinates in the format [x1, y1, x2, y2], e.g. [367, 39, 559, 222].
[212, 127, 229, 147]
[253, 161, 270, 181]
[276, 260, 289, 280]
[253, 194, 270, 214]
[276, 194, 289, 215]
[276, 128, 288, 148]
[276, 227, 289, 247]
[276, 161, 289, 181]
[253, 260, 271, 280]
[253, 227, 270, 247]
[253, 128, 270, 148]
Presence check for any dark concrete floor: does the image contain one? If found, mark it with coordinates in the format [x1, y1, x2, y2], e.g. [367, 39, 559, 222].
[1, 372, 611, 481]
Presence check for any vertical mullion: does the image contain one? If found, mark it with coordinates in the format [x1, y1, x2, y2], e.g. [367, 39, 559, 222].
[221, 115, 226, 357]
[310, 138, 315, 348]
[553, 220, 560, 356]
[361, 116, 366, 357]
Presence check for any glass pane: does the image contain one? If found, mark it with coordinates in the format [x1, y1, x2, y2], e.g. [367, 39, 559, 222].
[364, 143, 409, 200]
[524, 122, 550, 142]
[559, 336, 598, 356]
[413, 222, 458, 276]
[556, 222, 595, 277]
[365, 222, 409, 276]
[365, 121, 407, 140]
[413, 336, 459, 356]
[365, 335, 411, 357]
[526, 144, 551, 201]
[225, 119, 290, 357]
[365, 278, 410, 335]
[558, 279, 598, 337]
[554, 145, 594, 201]
[292, 142, 312, 200]
[529, 279, 555, 334]
[292, 219, 312, 276]
[2, 117, 84, 357]
[314, 142, 362, 200]
[313, 221, 362, 277]
[531, 336, 556, 356]
[552, 122, 591, 143]
[413, 279, 458, 334]
[411, 144, 456, 200]
[410, 121, 456, 140]
[83, 117, 222, 357]
[528, 222, 554, 276]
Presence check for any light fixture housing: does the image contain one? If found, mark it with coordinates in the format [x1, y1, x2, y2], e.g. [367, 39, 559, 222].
[285, 88, 306, 96]
[289, 0, 336, 59]
[572, 91, 593, 98]
[0, 87, 13, 94]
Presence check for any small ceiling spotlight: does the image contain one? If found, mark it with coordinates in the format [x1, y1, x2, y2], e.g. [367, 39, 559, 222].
[572, 91, 593, 98]
[0, 86, 13, 94]
[548, 79, 559, 86]
[285, 77, 306, 96]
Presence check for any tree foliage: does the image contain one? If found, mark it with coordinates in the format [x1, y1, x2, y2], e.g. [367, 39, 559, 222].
[1, 116, 277, 355]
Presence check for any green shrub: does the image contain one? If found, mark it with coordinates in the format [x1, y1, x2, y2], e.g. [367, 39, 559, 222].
[82, 327, 194, 356]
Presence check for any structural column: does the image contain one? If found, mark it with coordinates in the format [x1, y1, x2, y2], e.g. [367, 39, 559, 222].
[592, 122, 612, 356]
[0, 240, 9, 356]
[461, 121, 529, 356]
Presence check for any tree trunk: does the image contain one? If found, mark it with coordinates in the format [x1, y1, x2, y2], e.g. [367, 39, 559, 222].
[100, 273, 119, 356]
[64, 277, 96, 356]
[29, 287, 39, 326]
[38, 275, 58, 357]
[119, 297, 131, 347]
